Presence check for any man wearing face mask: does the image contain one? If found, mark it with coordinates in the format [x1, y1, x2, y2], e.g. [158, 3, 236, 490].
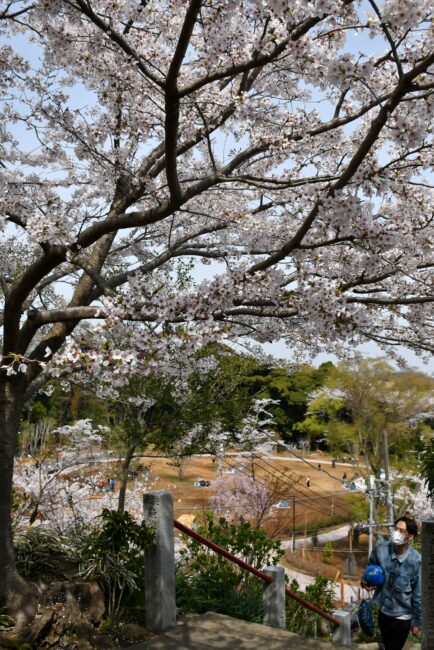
[361, 516, 421, 650]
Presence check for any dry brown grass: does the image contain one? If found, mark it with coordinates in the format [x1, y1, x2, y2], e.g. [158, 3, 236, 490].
[283, 535, 370, 581]
[58, 452, 361, 534]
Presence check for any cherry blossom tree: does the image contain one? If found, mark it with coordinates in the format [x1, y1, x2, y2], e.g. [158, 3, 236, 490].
[0, 0, 433, 615]
[412, 482, 434, 522]
[13, 419, 107, 527]
[13, 419, 157, 531]
[13, 457, 157, 526]
[209, 472, 297, 537]
[226, 397, 278, 478]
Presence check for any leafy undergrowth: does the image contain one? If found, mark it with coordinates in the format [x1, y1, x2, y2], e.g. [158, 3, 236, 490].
[9, 510, 155, 649]
[176, 514, 335, 639]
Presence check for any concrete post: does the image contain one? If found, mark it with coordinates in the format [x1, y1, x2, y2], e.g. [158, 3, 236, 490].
[422, 520, 434, 650]
[263, 566, 286, 630]
[343, 553, 357, 579]
[143, 491, 176, 632]
[331, 609, 352, 647]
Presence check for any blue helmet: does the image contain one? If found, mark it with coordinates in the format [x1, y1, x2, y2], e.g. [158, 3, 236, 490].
[362, 564, 385, 587]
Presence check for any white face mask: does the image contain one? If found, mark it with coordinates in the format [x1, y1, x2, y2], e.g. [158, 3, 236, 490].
[390, 529, 407, 545]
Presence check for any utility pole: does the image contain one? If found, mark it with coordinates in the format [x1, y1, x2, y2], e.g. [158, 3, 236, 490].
[367, 487, 374, 557]
[381, 428, 394, 529]
[291, 495, 296, 552]
[216, 442, 224, 477]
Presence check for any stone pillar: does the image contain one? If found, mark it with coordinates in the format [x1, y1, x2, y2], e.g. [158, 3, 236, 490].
[143, 491, 176, 632]
[263, 566, 286, 630]
[422, 520, 434, 650]
[331, 609, 352, 647]
[344, 553, 357, 579]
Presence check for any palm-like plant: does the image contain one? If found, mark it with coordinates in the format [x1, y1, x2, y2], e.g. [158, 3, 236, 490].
[419, 439, 434, 499]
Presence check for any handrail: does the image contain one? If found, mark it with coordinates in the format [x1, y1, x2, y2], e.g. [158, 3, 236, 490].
[174, 519, 341, 627]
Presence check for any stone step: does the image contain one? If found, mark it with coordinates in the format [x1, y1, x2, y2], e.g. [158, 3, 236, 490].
[123, 612, 353, 649]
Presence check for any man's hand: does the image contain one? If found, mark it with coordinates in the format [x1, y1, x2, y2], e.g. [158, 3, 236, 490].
[360, 580, 376, 591]
[411, 625, 421, 638]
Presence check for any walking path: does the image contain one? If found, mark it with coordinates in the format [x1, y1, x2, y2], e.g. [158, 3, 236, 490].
[282, 524, 352, 549]
[280, 524, 361, 602]
[282, 564, 361, 603]
[225, 453, 354, 467]
[122, 612, 352, 649]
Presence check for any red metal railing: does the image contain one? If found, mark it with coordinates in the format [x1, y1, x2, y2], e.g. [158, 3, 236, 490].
[174, 519, 341, 627]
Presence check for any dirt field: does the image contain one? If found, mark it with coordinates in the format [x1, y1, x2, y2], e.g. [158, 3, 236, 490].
[119, 451, 362, 537]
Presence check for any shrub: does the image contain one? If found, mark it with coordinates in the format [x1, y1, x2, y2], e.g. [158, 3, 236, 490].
[76, 509, 154, 622]
[176, 514, 335, 638]
[286, 576, 335, 638]
[176, 514, 282, 623]
[321, 541, 334, 564]
[14, 526, 70, 581]
[0, 609, 15, 632]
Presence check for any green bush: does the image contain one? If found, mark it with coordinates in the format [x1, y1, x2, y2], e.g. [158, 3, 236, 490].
[321, 541, 334, 564]
[77, 509, 154, 622]
[14, 509, 155, 624]
[14, 526, 70, 581]
[286, 576, 335, 638]
[0, 608, 15, 631]
[176, 514, 282, 623]
[176, 514, 335, 638]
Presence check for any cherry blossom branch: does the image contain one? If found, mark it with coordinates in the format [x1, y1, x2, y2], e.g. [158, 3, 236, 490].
[248, 50, 434, 274]
[165, 0, 203, 203]
[367, 0, 403, 78]
[3, 246, 67, 353]
[68, 0, 165, 89]
[178, 10, 347, 99]
[88, 222, 229, 299]
[68, 253, 115, 297]
[361, 331, 434, 354]
[0, 3, 34, 19]
[347, 296, 433, 305]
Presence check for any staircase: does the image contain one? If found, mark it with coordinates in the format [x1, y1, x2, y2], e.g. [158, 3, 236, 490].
[123, 612, 378, 649]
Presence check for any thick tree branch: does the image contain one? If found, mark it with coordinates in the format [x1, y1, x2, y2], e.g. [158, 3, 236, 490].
[165, 0, 203, 203]
[346, 295, 433, 305]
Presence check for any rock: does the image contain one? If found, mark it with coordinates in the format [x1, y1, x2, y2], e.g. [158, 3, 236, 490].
[1, 580, 108, 650]
[121, 622, 150, 641]
[0, 610, 54, 648]
[43, 581, 105, 624]
[73, 581, 105, 624]
[27, 610, 54, 642]
[43, 622, 62, 647]
[0, 632, 20, 648]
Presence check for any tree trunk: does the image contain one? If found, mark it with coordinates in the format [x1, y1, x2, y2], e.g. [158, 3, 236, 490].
[177, 456, 185, 481]
[0, 377, 36, 622]
[117, 443, 137, 513]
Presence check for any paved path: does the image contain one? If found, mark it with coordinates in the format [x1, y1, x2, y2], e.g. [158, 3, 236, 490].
[280, 524, 361, 602]
[225, 453, 354, 467]
[282, 565, 360, 603]
[120, 613, 419, 649]
[281, 524, 352, 549]
[122, 612, 351, 649]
